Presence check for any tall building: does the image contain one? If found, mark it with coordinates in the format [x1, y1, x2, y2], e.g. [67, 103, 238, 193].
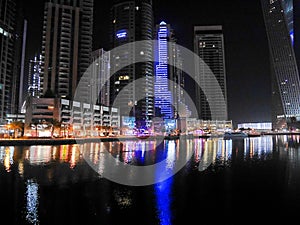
[110, 0, 154, 129]
[41, 0, 94, 100]
[0, 0, 27, 123]
[194, 25, 228, 121]
[261, 0, 300, 129]
[91, 49, 110, 106]
[154, 21, 189, 120]
[154, 22, 173, 119]
[28, 55, 42, 98]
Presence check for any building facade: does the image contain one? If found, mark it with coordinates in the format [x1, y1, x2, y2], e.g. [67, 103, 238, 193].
[194, 25, 228, 121]
[24, 97, 120, 137]
[91, 49, 110, 106]
[110, 0, 154, 129]
[154, 22, 173, 119]
[0, 0, 27, 123]
[41, 0, 94, 100]
[28, 55, 42, 98]
[154, 21, 190, 120]
[261, 0, 300, 129]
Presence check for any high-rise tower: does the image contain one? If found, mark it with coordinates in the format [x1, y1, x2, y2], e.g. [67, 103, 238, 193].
[154, 22, 189, 120]
[194, 25, 228, 121]
[28, 55, 42, 98]
[91, 49, 110, 107]
[110, 0, 154, 129]
[41, 0, 94, 100]
[154, 22, 173, 119]
[261, 0, 300, 129]
[0, 0, 27, 122]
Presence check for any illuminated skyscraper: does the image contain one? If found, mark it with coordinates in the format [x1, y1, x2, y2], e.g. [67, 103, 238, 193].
[261, 0, 300, 129]
[154, 22, 173, 119]
[154, 22, 189, 120]
[0, 0, 27, 122]
[110, 0, 154, 129]
[41, 0, 94, 100]
[28, 55, 42, 98]
[194, 25, 228, 121]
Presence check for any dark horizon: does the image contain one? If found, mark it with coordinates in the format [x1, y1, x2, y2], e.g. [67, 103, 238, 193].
[24, 0, 272, 126]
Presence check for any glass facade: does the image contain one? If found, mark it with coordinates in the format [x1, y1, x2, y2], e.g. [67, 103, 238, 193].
[261, 0, 300, 129]
[110, 0, 154, 129]
[194, 26, 228, 121]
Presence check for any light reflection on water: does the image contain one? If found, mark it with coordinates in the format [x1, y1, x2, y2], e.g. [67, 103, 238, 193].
[25, 179, 39, 225]
[1, 135, 300, 224]
[154, 141, 176, 225]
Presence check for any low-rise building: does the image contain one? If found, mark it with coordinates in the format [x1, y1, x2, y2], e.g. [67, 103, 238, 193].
[24, 97, 120, 137]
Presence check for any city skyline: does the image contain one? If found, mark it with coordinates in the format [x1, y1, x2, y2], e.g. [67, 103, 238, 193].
[22, 0, 272, 125]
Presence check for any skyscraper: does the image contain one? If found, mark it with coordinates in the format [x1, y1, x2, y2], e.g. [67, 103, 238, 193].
[261, 0, 300, 129]
[41, 0, 94, 100]
[154, 21, 189, 120]
[110, 0, 154, 129]
[154, 22, 173, 119]
[28, 55, 42, 98]
[91, 49, 110, 106]
[194, 25, 228, 121]
[0, 0, 27, 123]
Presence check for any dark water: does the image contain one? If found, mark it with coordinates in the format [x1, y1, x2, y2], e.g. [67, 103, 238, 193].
[1, 135, 300, 225]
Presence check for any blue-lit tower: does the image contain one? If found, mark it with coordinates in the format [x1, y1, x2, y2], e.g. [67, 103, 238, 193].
[155, 22, 173, 119]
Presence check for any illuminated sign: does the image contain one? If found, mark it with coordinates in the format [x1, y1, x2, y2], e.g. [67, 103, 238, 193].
[122, 116, 135, 129]
[116, 29, 127, 39]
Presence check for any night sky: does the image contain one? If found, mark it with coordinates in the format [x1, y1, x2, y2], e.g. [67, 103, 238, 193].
[23, 0, 271, 126]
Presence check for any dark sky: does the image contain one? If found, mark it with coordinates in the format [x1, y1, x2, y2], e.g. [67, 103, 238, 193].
[23, 0, 271, 126]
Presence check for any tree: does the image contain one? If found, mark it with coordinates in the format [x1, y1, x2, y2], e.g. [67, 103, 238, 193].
[9, 121, 24, 138]
[50, 119, 61, 137]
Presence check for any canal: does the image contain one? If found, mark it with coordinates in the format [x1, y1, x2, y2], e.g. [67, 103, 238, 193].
[1, 135, 300, 224]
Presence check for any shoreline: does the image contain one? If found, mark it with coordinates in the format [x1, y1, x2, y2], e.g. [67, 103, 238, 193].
[0, 135, 186, 146]
[1, 132, 300, 146]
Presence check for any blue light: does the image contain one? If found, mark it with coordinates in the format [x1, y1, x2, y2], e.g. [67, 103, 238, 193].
[290, 31, 294, 46]
[154, 140, 175, 225]
[116, 29, 127, 39]
[155, 21, 174, 119]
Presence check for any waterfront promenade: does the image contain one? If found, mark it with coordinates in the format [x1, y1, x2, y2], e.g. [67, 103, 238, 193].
[1, 131, 300, 146]
[0, 135, 184, 146]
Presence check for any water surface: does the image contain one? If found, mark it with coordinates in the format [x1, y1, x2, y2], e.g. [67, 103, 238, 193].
[1, 135, 300, 225]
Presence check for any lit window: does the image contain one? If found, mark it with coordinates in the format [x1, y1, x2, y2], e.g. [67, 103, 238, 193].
[119, 75, 130, 80]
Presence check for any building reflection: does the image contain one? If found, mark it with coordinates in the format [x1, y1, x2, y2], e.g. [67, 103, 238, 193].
[274, 135, 300, 191]
[194, 136, 274, 172]
[0, 146, 14, 172]
[25, 179, 39, 225]
[154, 140, 176, 225]
[243, 136, 273, 159]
